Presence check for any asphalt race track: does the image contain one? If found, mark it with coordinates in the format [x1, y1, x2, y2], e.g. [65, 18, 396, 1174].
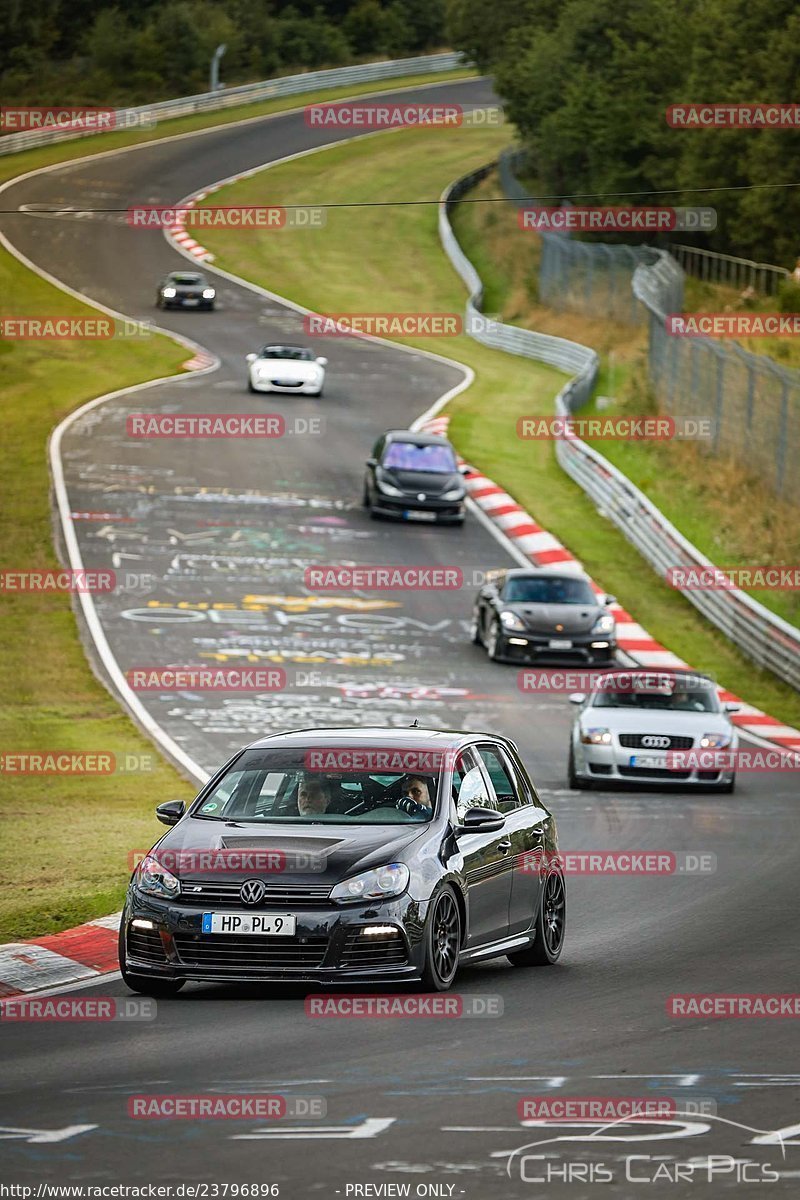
[1, 77, 799, 1195]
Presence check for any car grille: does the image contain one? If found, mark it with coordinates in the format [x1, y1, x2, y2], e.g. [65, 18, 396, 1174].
[618, 766, 692, 780]
[178, 880, 331, 907]
[271, 379, 302, 386]
[173, 934, 328, 971]
[127, 926, 168, 965]
[619, 734, 695, 749]
[340, 928, 408, 969]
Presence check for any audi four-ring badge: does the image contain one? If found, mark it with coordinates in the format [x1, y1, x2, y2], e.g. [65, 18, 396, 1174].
[119, 727, 565, 995]
[567, 668, 739, 791]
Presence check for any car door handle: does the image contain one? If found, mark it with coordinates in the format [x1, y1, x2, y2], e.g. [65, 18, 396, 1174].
[498, 839, 511, 853]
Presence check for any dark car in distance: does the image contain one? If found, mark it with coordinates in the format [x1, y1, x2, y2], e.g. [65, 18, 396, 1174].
[156, 270, 216, 310]
[363, 430, 468, 524]
[120, 727, 565, 994]
[472, 566, 618, 663]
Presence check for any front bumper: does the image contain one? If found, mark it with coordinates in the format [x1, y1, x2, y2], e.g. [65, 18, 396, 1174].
[250, 377, 322, 394]
[122, 889, 428, 985]
[499, 632, 617, 662]
[162, 296, 214, 309]
[371, 493, 465, 524]
[574, 740, 736, 786]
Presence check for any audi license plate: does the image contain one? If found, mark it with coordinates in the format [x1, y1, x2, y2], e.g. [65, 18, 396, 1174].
[629, 754, 668, 769]
[549, 638, 573, 649]
[202, 912, 296, 936]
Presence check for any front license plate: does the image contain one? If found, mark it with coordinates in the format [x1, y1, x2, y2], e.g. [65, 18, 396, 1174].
[404, 510, 437, 522]
[182, 298, 200, 306]
[201, 912, 296, 936]
[630, 754, 668, 770]
[549, 638, 573, 649]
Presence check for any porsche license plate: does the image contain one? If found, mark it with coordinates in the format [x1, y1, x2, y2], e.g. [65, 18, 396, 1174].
[201, 912, 296, 936]
[549, 638, 573, 649]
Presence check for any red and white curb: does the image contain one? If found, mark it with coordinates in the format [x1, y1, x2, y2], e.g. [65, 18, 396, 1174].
[422, 413, 800, 754]
[0, 914, 121, 999]
[168, 195, 214, 262]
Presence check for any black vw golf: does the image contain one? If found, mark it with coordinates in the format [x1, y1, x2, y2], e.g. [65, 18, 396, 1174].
[120, 727, 565, 994]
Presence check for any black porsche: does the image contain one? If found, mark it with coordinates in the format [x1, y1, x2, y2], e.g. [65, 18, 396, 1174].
[471, 566, 618, 664]
[120, 727, 565, 994]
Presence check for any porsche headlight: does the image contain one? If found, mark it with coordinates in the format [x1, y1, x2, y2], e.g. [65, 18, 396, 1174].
[135, 853, 180, 899]
[500, 610, 525, 631]
[162, 287, 177, 298]
[591, 613, 616, 635]
[202, 288, 216, 299]
[330, 863, 409, 904]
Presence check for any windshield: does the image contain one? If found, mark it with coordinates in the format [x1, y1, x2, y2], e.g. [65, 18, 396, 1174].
[504, 576, 597, 605]
[170, 274, 203, 285]
[382, 441, 457, 473]
[194, 749, 439, 824]
[593, 684, 719, 712]
[260, 346, 314, 360]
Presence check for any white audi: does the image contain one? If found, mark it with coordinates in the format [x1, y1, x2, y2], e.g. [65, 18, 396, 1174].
[568, 669, 739, 792]
[245, 344, 327, 395]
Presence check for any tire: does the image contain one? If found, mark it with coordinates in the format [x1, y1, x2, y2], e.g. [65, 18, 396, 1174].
[507, 869, 566, 967]
[568, 743, 589, 790]
[469, 609, 483, 645]
[486, 618, 506, 663]
[362, 480, 371, 508]
[420, 886, 461, 992]
[247, 378, 256, 393]
[118, 925, 184, 996]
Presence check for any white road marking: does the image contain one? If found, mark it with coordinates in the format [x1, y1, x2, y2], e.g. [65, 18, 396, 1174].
[232, 1117, 396, 1140]
[0, 1125, 97, 1143]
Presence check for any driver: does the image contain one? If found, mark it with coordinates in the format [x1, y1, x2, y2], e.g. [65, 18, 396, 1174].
[297, 775, 332, 816]
[396, 775, 434, 819]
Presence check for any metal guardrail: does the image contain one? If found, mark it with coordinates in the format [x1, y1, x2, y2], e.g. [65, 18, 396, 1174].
[440, 165, 800, 691]
[0, 52, 464, 156]
[670, 244, 790, 295]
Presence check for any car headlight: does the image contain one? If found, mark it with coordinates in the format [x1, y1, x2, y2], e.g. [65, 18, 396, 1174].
[591, 613, 616, 635]
[202, 288, 215, 299]
[330, 863, 409, 904]
[699, 732, 731, 749]
[135, 853, 180, 899]
[375, 474, 405, 498]
[500, 610, 525, 631]
[581, 726, 612, 745]
[162, 287, 177, 298]
[441, 487, 465, 501]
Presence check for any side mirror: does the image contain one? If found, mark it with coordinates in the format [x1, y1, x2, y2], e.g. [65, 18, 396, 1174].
[457, 806, 505, 834]
[569, 692, 586, 704]
[366, 457, 377, 468]
[604, 594, 616, 606]
[245, 353, 257, 364]
[316, 356, 328, 366]
[156, 799, 185, 826]
[724, 702, 740, 713]
[459, 464, 471, 476]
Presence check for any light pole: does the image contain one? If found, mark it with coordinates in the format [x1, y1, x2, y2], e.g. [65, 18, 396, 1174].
[210, 44, 227, 92]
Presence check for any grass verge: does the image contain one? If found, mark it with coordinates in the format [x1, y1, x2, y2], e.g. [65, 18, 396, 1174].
[0, 68, 475, 942]
[197, 125, 800, 729]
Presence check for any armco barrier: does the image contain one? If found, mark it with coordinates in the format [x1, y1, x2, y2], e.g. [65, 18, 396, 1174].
[440, 167, 800, 692]
[0, 52, 464, 156]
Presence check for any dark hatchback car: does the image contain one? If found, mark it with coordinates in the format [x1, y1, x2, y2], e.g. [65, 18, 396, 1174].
[472, 566, 618, 663]
[156, 270, 216, 310]
[363, 430, 467, 524]
[120, 727, 565, 995]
